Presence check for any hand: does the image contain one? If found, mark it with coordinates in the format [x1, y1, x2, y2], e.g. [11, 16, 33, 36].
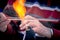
[0, 13, 10, 32]
[20, 15, 52, 38]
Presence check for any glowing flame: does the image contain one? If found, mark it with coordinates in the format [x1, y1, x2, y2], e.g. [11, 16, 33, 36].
[13, 0, 26, 20]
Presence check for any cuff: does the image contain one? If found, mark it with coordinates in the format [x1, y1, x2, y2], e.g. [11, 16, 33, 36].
[53, 28, 60, 37]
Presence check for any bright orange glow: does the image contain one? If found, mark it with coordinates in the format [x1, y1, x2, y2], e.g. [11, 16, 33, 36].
[13, 0, 26, 20]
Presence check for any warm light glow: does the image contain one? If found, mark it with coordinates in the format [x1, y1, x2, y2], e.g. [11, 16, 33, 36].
[13, 0, 26, 20]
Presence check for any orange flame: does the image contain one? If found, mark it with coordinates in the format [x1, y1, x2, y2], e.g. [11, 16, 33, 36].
[13, 0, 26, 20]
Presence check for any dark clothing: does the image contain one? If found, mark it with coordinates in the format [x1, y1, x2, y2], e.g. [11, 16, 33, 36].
[0, 8, 3, 12]
[0, 0, 8, 9]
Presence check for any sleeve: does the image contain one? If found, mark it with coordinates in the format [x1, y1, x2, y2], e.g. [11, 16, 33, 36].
[52, 28, 60, 37]
[50, 28, 60, 40]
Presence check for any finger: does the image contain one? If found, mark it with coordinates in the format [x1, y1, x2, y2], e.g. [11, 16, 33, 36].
[20, 20, 34, 28]
[32, 28, 37, 33]
[20, 23, 30, 31]
[20, 20, 29, 28]
[20, 22, 35, 31]
[0, 13, 6, 19]
[0, 20, 9, 26]
[0, 20, 10, 27]
[0, 13, 7, 22]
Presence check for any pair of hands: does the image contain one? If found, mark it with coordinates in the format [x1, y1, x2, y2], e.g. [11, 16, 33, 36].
[0, 13, 41, 33]
[0, 13, 51, 38]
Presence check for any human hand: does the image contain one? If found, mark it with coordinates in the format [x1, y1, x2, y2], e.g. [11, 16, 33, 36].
[20, 15, 52, 38]
[0, 13, 10, 32]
